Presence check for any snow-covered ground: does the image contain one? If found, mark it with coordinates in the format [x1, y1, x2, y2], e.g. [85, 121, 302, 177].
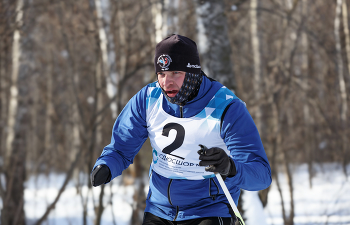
[261, 163, 350, 225]
[19, 163, 350, 225]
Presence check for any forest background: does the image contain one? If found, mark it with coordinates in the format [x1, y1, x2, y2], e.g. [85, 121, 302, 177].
[0, 0, 349, 224]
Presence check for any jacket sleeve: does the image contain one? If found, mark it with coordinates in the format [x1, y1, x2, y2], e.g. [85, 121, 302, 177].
[221, 99, 272, 191]
[93, 85, 149, 182]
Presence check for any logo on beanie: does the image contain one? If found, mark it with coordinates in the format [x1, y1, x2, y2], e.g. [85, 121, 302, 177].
[157, 54, 172, 71]
[186, 63, 201, 69]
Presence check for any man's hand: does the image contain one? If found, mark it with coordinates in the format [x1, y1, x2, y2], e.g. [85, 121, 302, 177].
[90, 164, 111, 187]
[198, 144, 236, 177]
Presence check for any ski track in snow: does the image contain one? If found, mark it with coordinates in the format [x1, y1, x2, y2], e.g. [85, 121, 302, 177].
[3, 163, 348, 225]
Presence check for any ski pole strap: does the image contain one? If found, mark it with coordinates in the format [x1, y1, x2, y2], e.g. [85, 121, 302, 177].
[215, 173, 246, 225]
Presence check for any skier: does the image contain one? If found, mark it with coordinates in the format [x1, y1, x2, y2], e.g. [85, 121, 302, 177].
[91, 34, 272, 224]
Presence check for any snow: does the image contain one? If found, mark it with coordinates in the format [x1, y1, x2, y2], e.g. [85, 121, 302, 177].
[244, 163, 350, 225]
[243, 191, 269, 225]
[25, 175, 134, 225]
[12, 163, 350, 224]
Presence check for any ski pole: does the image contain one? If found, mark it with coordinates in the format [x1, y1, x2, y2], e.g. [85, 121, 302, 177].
[199, 144, 245, 225]
[215, 173, 245, 225]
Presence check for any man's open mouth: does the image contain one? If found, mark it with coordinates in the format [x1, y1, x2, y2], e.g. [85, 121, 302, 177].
[166, 90, 178, 97]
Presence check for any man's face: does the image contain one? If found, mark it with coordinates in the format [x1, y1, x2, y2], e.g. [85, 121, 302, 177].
[157, 71, 186, 98]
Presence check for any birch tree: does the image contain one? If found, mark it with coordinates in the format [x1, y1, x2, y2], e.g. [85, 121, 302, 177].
[250, 0, 262, 132]
[102, 1, 155, 223]
[255, 1, 301, 224]
[196, 0, 235, 90]
[34, 2, 86, 223]
[89, 0, 114, 223]
[5, 0, 23, 170]
[298, 0, 315, 188]
[341, 0, 350, 175]
[152, 0, 166, 45]
[44, 50, 54, 172]
[0, 0, 10, 175]
[1, 0, 26, 224]
[342, 0, 350, 83]
[334, 0, 348, 177]
[177, 0, 197, 37]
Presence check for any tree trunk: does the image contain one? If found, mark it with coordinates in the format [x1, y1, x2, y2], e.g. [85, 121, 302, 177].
[0, 5, 8, 196]
[44, 50, 54, 169]
[177, 0, 197, 38]
[250, 0, 271, 209]
[195, 0, 235, 90]
[5, 0, 23, 170]
[34, 2, 85, 224]
[2, 119, 27, 225]
[130, 154, 146, 225]
[270, 96, 287, 223]
[116, 1, 128, 115]
[27, 72, 39, 177]
[299, 0, 315, 188]
[334, 0, 348, 177]
[250, 0, 262, 132]
[91, 13, 107, 224]
[152, 0, 166, 44]
[1, 0, 26, 224]
[342, 0, 350, 81]
[341, 0, 350, 177]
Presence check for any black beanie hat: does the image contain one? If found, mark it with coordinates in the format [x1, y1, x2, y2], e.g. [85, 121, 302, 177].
[154, 34, 201, 74]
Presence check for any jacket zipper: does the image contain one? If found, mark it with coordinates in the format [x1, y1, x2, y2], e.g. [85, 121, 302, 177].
[167, 179, 174, 205]
[168, 105, 183, 221]
[167, 179, 179, 220]
[168, 179, 180, 221]
[173, 206, 180, 221]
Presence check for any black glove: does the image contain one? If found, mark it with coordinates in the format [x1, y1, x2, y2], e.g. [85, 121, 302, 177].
[90, 164, 111, 187]
[198, 144, 236, 177]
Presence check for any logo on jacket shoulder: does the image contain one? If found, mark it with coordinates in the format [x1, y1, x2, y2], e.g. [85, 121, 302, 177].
[157, 54, 172, 70]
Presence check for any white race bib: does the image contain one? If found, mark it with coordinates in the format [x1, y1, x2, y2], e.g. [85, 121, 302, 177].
[146, 84, 238, 180]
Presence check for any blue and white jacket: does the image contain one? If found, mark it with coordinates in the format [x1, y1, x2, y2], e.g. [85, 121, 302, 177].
[93, 76, 272, 221]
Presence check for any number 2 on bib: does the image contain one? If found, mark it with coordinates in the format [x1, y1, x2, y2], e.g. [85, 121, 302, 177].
[162, 123, 185, 159]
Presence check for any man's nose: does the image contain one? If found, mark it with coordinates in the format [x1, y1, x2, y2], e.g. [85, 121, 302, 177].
[164, 75, 174, 86]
